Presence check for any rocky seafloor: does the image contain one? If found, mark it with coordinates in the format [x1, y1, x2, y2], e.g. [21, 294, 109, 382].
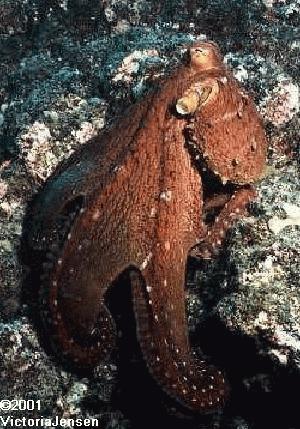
[0, 0, 299, 428]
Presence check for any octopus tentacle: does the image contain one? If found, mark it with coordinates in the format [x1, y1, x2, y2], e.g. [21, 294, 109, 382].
[37, 169, 153, 368]
[130, 260, 228, 412]
[39, 235, 120, 368]
[126, 118, 228, 412]
[190, 187, 256, 260]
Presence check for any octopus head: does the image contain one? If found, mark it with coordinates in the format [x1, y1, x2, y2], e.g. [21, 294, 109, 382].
[188, 41, 223, 71]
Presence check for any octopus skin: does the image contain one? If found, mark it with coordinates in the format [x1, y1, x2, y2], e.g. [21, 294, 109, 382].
[25, 41, 267, 413]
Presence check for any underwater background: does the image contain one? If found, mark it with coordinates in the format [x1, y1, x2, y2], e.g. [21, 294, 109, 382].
[0, 1, 299, 428]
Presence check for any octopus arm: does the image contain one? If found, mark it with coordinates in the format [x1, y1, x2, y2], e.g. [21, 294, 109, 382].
[130, 258, 228, 412]
[191, 186, 256, 259]
[194, 76, 267, 184]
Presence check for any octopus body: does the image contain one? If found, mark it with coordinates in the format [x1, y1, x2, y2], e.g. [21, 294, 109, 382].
[25, 41, 267, 413]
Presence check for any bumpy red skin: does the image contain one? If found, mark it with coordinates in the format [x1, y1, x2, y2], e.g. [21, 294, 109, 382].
[27, 42, 267, 413]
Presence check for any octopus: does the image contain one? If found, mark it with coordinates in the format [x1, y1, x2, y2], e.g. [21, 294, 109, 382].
[25, 41, 267, 413]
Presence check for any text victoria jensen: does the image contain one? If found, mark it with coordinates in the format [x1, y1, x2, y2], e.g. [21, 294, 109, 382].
[0, 415, 99, 427]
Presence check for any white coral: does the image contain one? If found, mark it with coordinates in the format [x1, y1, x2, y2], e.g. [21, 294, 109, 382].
[261, 74, 299, 126]
[268, 203, 300, 235]
[20, 121, 57, 180]
[112, 50, 159, 83]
